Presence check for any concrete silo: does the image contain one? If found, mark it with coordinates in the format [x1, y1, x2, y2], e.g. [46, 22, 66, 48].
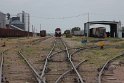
[17, 11, 30, 31]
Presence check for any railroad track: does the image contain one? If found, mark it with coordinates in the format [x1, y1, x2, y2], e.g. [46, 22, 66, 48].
[0, 42, 99, 83]
[0, 48, 15, 83]
[2, 37, 122, 83]
[61, 38, 84, 83]
[0, 37, 52, 83]
[0, 37, 51, 83]
[0, 51, 5, 83]
[2, 48, 38, 83]
[98, 52, 124, 83]
[39, 38, 86, 83]
[0, 47, 16, 83]
[18, 51, 43, 83]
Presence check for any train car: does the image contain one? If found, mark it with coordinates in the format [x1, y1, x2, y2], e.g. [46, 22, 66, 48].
[73, 30, 84, 36]
[90, 27, 106, 38]
[40, 30, 46, 37]
[55, 28, 61, 37]
[0, 28, 33, 37]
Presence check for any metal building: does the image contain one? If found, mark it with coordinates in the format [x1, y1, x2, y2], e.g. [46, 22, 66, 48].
[11, 17, 24, 31]
[0, 11, 6, 28]
[84, 21, 122, 38]
[17, 11, 30, 31]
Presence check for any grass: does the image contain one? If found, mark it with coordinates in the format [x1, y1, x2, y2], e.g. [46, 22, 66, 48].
[76, 47, 124, 68]
[22, 46, 38, 56]
[66, 36, 123, 42]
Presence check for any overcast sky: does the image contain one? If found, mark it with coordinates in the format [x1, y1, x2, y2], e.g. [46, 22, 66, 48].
[0, 0, 124, 33]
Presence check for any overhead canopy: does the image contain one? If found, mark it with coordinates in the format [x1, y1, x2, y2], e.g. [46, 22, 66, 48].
[87, 21, 119, 25]
[84, 21, 122, 38]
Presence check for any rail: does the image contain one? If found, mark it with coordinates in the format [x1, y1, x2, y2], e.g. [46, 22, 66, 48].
[40, 39, 56, 80]
[18, 51, 43, 83]
[0, 48, 13, 83]
[98, 52, 124, 83]
[0, 52, 4, 83]
[61, 38, 85, 83]
[55, 60, 87, 83]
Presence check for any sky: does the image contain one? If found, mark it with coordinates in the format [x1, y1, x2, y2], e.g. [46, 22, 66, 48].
[0, 0, 124, 33]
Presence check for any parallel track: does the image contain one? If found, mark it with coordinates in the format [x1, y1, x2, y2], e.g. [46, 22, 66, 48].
[0, 52, 4, 83]
[0, 48, 14, 83]
[40, 39, 56, 81]
[98, 52, 124, 83]
[18, 51, 43, 83]
[61, 38, 84, 83]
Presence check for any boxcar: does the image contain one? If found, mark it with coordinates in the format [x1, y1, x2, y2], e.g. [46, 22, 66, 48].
[40, 30, 46, 37]
[0, 28, 33, 37]
[90, 27, 106, 38]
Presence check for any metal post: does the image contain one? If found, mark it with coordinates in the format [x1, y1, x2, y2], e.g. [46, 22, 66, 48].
[87, 13, 89, 37]
[40, 24, 41, 31]
[28, 14, 30, 38]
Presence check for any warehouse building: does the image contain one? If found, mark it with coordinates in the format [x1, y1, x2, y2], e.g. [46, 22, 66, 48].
[0, 11, 6, 28]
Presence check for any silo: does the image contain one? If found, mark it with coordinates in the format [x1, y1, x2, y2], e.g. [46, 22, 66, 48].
[17, 11, 30, 31]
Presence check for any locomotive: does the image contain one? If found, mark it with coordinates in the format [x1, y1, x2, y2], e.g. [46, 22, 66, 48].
[55, 28, 61, 37]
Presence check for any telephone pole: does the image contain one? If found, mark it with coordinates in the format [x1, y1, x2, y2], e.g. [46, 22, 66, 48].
[40, 24, 41, 31]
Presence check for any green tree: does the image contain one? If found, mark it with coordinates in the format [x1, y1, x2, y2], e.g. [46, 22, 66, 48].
[71, 27, 80, 34]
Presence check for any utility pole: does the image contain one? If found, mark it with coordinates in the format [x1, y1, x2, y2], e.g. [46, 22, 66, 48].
[88, 12, 89, 22]
[40, 24, 41, 31]
[85, 12, 90, 44]
[28, 14, 30, 38]
[32, 25, 34, 37]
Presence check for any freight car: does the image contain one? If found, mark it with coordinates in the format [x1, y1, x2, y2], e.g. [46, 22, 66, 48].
[0, 28, 33, 37]
[73, 30, 84, 36]
[55, 28, 61, 37]
[40, 30, 46, 37]
[90, 27, 106, 38]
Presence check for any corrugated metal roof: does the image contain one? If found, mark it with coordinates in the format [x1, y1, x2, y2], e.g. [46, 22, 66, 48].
[86, 21, 120, 24]
[11, 20, 24, 24]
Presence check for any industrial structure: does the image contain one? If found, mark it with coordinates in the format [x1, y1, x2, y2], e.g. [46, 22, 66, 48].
[84, 21, 122, 38]
[10, 17, 24, 31]
[0, 11, 6, 28]
[17, 11, 30, 31]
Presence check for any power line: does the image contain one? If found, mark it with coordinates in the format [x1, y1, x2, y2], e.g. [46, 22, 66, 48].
[31, 13, 87, 19]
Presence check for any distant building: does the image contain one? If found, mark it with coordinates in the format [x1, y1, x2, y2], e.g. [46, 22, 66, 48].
[0, 11, 6, 28]
[11, 17, 24, 30]
[17, 11, 30, 31]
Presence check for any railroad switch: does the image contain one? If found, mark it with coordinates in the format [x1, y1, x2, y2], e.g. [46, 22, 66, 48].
[48, 58, 53, 62]
[70, 70, 75, 74]
[97, 67, 102, 72]
[104, 65, 109, 70]
[65, 58, 69, 62]
[45, 68, 51, 73]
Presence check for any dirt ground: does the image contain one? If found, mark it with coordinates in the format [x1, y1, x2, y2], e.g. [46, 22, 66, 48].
[1, 36, 124, 83]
